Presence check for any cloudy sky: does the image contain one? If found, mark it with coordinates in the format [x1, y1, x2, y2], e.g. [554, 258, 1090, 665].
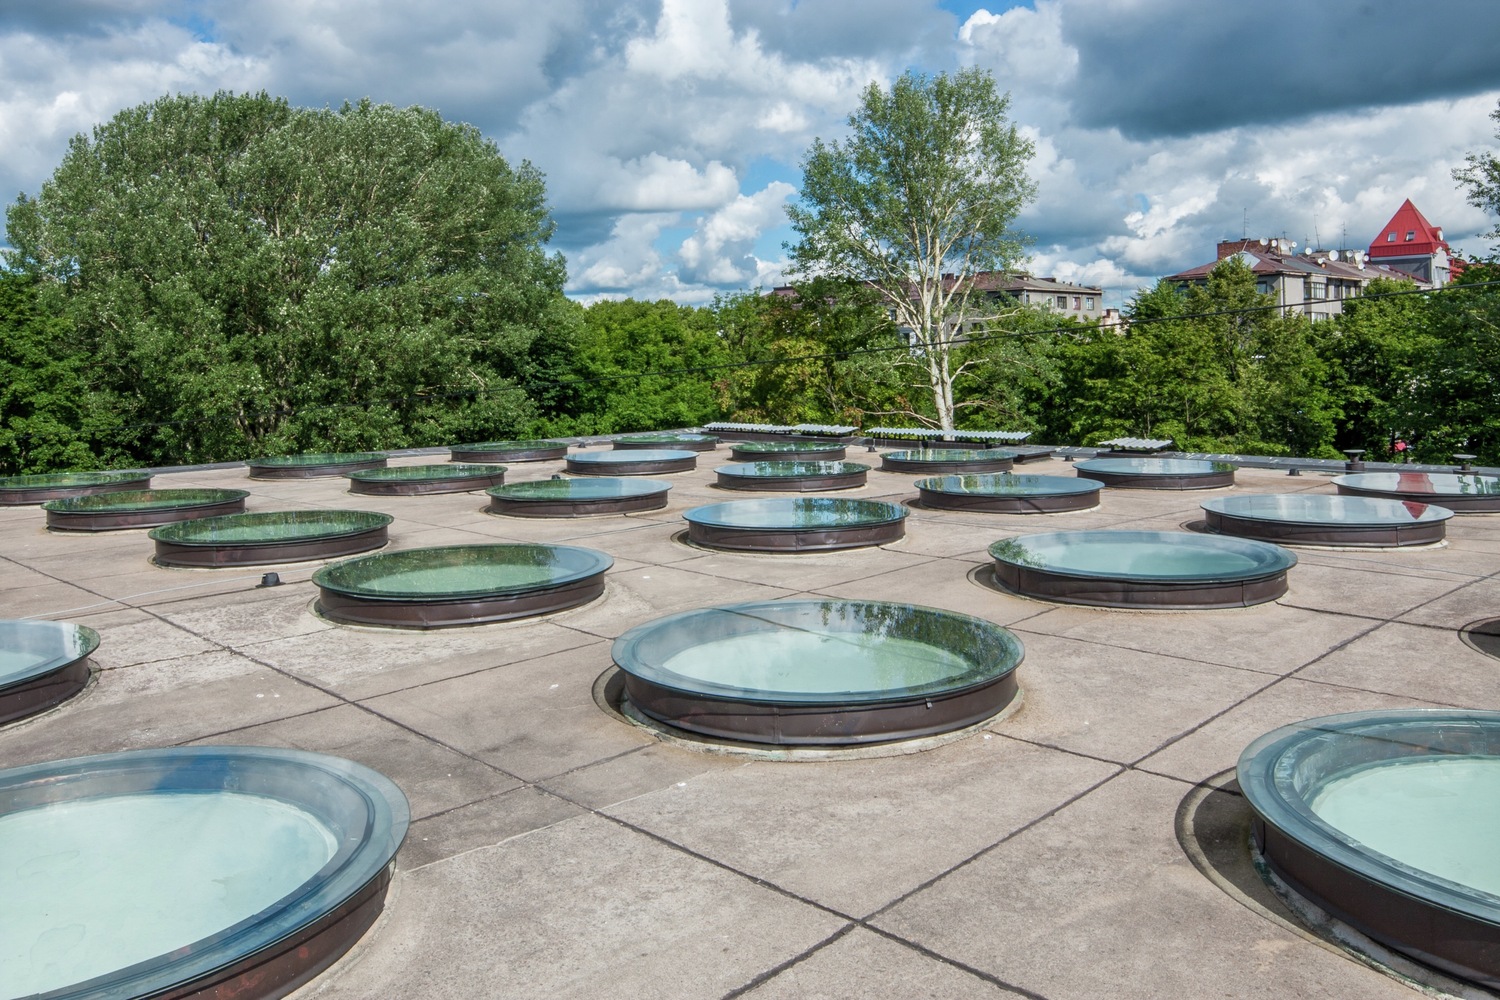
[5, 0, 1500, 307]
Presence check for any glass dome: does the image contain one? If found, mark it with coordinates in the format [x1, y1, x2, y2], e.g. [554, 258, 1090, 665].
[449, 440, 569, 462]
[314, 543, 613, 627]
[989, 529, 1295, 608]
[345, 463, 507, 495]
[42, 488, 249, 531]
[0, 746, 407, 999]
[729, 440, 848, 461]
[245, 453, 387, 479]
[1238, 710, 1500, 987]
[715, 461, 870, 492]
[613, 433, 718, 451]
[150, 510, 392, 567]
[683, 498, 906, 551]
[566, 449, 698, 476]
[0, 620, 98, 725]
[487, 477, 670, 517]
[1333, 472, 1500, 512]
[612, 599, 1023, 745]
[1074, 457, 1236, 489]
[916, 473, 1103, 513]
[1202, 493, 1451, 546]
[880, 449, 1016, 474]
[0, 470, 152, 506]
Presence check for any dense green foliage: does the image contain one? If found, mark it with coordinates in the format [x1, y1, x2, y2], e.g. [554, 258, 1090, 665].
[1035, 262, 1500, 464]
[712, 280, 908, 426]
[786, 68, 1035, 430]
[1396, 264, 1500, 462]
[0, 273, 121, 473]
[528, 298, 728, 436]
[4, 91, 571, 469]
[1040, 259, 1339, 456]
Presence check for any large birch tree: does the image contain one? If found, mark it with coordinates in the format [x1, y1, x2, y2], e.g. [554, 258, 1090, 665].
[785, 68, 1036, 431]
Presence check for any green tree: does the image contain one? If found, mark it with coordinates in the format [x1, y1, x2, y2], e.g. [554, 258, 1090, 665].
[0, 272, 121, 474]
[947, 303, 1072, 434]
[1047, 258, 1338, 455]
[5, 92, 569, 466]
[531, 299, 728, 436]
[1408, 265, 1500, 463]
[785, 68, 1036, 431]
[1054, 279, 1238, 448]
[1324, 277, 1433, 458]
[1454, 99, 1500, 254]
[712, 280, 905, 426]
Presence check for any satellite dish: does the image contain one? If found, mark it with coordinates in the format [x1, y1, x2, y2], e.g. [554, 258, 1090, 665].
[1270, 239, 1279, 250]
[1258, 237, 1267, 246]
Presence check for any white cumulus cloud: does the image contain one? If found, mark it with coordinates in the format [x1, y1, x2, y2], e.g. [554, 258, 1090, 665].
[678, 181, 797, 285]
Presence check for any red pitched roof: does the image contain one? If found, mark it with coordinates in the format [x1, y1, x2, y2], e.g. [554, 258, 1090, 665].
[1367, 199, 1451, 259]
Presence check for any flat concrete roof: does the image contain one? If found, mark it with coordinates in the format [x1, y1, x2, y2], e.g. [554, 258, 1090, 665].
[3, 449, 1496, 998]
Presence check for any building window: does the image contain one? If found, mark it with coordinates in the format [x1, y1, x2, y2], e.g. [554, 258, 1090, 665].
[1072, 296, 1081, 309]
[1307, 280, 1325, 300]
[1387, 232, 1396, 242]
[1405, 231, 1416, 241]
[1085, 298, 1095, 310]
[1055, 295, 1067, 309]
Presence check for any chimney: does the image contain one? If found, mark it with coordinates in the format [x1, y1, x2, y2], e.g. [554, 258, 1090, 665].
[1217, 239, 1266, 260]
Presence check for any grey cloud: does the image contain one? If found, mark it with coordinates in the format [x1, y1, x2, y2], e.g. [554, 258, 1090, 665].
[548, 210, 629, 254]
[0, 0, 177, 37]
[1062, 0, 1500, 139]
[729, 0, 958, 64]
[1022, 201, 1131, 247]
[197, 0, 612, 136]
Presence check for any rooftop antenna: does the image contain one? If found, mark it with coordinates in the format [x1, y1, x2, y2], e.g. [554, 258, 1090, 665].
[1242, 209, 1248, 239]
[1314, 215, 1322, 250]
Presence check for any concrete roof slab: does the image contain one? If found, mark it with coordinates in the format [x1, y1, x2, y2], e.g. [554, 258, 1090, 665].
[149, 583, 336, 647]
[1013, 601, 1376, 675]
[190, 701, 525, 821]
[603, 736, 1120, 917]
[0, 655, 338, 766]
[1293, 620, 1500, 707]
[991, 632, 1273, 764]
[1277, 561, 1469, 620]
[242, 617, 601, 701]
[873, 770, 1419, 1000]
[306, 813, 847, 999]
[362, 640, 654, 782]
[739, 927, 1026, 999]
[538, 741, 745, 812]
[400, 784, 587, 869]
[1136, 676, 1436, 785]
[665, 546, 942, 594]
